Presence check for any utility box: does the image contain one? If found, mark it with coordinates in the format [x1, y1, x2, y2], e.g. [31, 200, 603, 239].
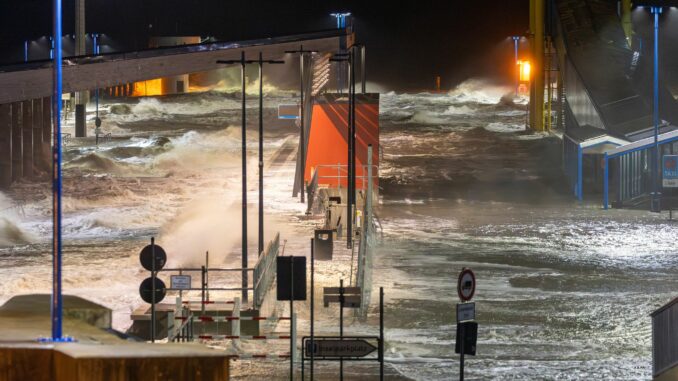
[314, 229, 334, 261]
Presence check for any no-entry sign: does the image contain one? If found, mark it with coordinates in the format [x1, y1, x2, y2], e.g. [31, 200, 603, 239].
[457, 268, 476, 302]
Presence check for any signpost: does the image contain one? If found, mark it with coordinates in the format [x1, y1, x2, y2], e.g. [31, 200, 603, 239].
[456, 268, 477, 381]
[138, 237, 166, 343]
[303, 287, 385, 381]
[304, 337, 378, 359]
[277, 256, 307, 381]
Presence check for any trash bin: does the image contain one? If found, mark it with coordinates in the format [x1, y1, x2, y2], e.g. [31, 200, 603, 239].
[314, 229, 334, 261]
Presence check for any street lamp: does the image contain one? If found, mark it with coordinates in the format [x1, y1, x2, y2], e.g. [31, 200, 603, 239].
[637, 0, 678, 213]
[330, 12, 351, 29]
[285, 46, 318, 204]
[216, 53, 284, 302]
[511, 36, 521, 94]
[651, 5, 662, 213]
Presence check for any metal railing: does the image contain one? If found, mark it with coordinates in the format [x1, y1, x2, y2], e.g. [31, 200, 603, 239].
[355, 146, 377, 319]
[314, 163, 378, 190]
[253, 233, 281, 310]
[652, 298, 678, 377]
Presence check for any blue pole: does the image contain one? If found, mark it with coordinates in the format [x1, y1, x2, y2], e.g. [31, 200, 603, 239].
[577, 145, 583, 201]
[603, 153, 609, 209]
[651, 6, 662, 213]
[51, 0, 63, 340]
[513, 37, 520, 94]
[24, 40, 28, 62]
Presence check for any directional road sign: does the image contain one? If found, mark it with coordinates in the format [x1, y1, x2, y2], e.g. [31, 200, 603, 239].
[304, 337, 377, 359]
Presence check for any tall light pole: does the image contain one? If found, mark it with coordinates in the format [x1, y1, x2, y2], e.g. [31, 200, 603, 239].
[217, 52, 250, 302]
[217, 53, 284, 301]
[512, 36, 520, 94]
[651, 5, 662, 213]
[51, 0, 64, 341]
[285, 46, 318, 204]
[255, 53, 284, 256]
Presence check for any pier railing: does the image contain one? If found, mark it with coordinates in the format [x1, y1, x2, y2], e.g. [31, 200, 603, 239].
[355, 146, 377, 319]
[652, 297, 678, 377]
[253, 232, 281, 310]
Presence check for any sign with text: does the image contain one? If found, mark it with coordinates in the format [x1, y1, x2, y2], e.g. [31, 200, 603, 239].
[663, 155, 678, 188]
[170, 275, 191, 290]
[304, 337, 378, 359]
[456, 302, 475, 323]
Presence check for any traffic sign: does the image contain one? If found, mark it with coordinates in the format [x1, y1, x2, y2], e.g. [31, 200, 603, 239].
[139, 277, 166, 304]
[170, 275, 191, 290]
[457, 302, 475, 323]
[304, 337, 377, 359]
[139, 244, 167, 272]
[457, 268, 476, 302]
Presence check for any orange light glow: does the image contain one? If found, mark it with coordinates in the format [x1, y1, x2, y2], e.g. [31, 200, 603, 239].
[132, 78, 164, 97]
[518, 60, 531, 82]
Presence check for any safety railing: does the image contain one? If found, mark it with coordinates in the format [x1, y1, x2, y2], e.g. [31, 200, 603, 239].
[354, 146, 377, 319]
[253, 233, 281, 310]
[314, 163, 378, 190]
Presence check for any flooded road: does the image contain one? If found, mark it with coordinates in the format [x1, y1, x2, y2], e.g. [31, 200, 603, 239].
[0, 81, 675, 379]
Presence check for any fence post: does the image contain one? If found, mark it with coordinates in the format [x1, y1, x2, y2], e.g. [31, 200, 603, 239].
[232, 297, 241, 338]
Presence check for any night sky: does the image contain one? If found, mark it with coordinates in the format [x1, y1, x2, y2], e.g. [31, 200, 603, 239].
[0, 1, 529, 90]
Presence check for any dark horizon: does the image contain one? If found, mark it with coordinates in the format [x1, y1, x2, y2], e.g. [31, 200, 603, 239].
[0, 1, 530, 90]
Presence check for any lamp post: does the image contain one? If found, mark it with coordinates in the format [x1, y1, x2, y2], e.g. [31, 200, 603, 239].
[511, 36, 520, 94]
[51, 0, 64, 341]
[650, 5, 662, 213]
[255, 53, 284, 256]
[217, 52, 250, 302]
[216, 53, 284, 300]
[285, 46, 318, 204]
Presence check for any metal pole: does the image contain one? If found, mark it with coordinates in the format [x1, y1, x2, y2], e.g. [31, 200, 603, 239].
[310, 238, 315, 380]
[346, 50, 353, 249]
[201, 265, 206, 315]
[51, 0, 64, 341]
[459, 323, 465, 381]
[151, 237, 156, 343]
[651, 6, 662, 213]
[241, 51, 249, 302]
[361, 45, 366, 94]
[603, 154, 609, 210]
[24, 40, 28, 62]
[514, 37, 519, 94]
[379, 287, 384, 381]
[290, 259, 295, 381]
[206, 251, 209, 302]
[339, 279, 344, 381]
[258, 52, 264, 257]
[300, 46, 306, 204]
[351, 47, 356, 209]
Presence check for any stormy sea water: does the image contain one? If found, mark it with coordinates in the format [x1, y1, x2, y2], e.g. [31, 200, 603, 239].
[0, 79, 675, 380]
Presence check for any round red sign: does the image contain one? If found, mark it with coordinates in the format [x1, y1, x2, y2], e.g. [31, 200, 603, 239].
[457, 268, 476, 302]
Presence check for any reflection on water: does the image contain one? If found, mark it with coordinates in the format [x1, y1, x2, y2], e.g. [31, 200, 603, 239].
[0, 82, 675, 380]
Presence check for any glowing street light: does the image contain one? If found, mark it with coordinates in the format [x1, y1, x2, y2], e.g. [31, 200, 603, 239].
[330, 12, 351, 29]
